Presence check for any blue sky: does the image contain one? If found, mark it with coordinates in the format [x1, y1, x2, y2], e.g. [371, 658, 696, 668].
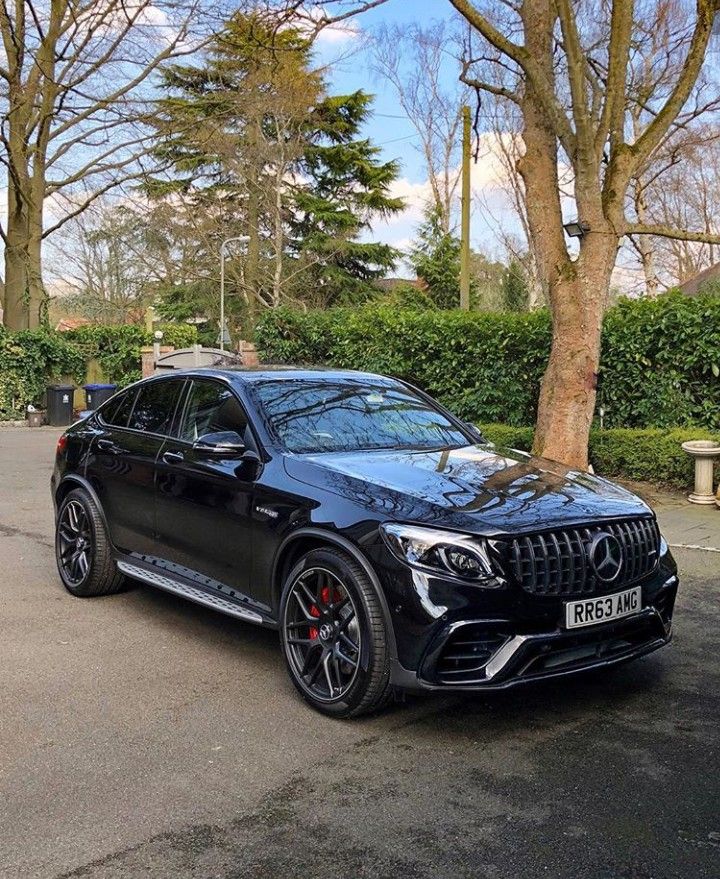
[311, 1, 519, 270]
[324, 0, 457, 182]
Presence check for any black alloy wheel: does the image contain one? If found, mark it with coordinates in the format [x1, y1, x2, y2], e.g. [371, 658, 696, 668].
[57, 499, 92, 586]
[280, 547, 392, 718]
[55, 488, 126, 597]
[284, 566, 361, 702]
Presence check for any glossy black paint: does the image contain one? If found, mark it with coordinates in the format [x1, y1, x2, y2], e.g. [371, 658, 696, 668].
[52, 366, 678, 692]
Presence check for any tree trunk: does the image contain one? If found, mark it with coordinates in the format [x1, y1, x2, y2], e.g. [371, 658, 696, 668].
[26, 207, 47, 328]
[271, 159, 285, 308]
[245, 178, 260, 333]
[533, 236, 618, 468]
[518, 0, 619, 470]
[633, 180, 660, 298]
[2, 196, 46, 329]
[2, 179, 30, 330]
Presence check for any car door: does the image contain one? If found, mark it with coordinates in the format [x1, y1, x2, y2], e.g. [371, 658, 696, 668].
[154, 378, 260, 605]
[88, 378, 185, 554]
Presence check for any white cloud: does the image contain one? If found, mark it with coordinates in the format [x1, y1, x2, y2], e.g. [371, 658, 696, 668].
[384, 177, 435, 225]
[469, 133, 516, 191]
[315, 20, 361, 44]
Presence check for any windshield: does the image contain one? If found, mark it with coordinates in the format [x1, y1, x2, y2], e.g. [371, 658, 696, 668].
[251, 378, 470, 454]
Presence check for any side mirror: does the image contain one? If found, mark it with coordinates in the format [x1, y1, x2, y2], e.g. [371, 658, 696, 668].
[193, 430, 246, 456]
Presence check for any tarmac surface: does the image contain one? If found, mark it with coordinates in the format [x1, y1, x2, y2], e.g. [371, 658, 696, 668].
[1, 426, 718, 879]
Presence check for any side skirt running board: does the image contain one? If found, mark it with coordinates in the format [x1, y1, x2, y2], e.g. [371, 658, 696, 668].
[116, 560, 265, 625]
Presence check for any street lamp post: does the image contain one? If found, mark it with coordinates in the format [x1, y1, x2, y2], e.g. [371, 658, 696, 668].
[219, 235, 250, 353]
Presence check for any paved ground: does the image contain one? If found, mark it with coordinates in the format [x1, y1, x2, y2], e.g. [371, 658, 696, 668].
[1, 427, 718, 879]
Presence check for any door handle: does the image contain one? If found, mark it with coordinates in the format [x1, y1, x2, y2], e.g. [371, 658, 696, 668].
[162, 450, 184, 465]
[97, 438, 118, 453]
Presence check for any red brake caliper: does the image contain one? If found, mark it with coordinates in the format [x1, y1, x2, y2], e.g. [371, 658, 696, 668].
[308, 602, 320, 641]
[309, 586, 343, 641]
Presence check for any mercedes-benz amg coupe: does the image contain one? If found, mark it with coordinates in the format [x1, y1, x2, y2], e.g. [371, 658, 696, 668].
[52, 367, 678, 716]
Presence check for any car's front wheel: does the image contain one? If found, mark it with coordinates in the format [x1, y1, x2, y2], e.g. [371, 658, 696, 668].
[55, 488, 126, 597]
[279, 547, 393, 718]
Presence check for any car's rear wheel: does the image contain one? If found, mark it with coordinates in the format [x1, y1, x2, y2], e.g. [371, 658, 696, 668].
[280, 547, 393, 718]
[55, 488, 125, 597]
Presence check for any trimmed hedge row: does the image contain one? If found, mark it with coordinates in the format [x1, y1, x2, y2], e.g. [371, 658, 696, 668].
[255, 292, 720, 430]
[479, 423, 718, 491]
[0, 323, 196, 420]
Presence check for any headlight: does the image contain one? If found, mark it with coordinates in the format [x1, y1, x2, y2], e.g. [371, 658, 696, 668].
[380, 523, 498, 584]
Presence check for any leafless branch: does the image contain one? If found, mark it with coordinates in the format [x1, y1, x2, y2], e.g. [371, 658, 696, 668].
[625, 222, 720, 246]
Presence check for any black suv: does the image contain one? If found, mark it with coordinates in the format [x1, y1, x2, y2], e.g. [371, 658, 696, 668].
[52, 367, 678, 717]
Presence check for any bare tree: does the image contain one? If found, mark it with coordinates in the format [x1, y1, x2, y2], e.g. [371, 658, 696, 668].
[0, 0, 220, 330]
[619, 1, 720, 295]
[371, 20, 464, 233]
[47, 201, 160, 322]
[456, 0, 720, 467]
[287, 0, 720, 468]
[638, 127, 720, 285]
[476, 99, 546, 306]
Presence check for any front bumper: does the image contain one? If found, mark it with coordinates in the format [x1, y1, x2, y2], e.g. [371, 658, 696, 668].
[384, 566, 678, 693]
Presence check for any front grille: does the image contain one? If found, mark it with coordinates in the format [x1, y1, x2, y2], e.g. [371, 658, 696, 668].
[498, 517, 660, 597]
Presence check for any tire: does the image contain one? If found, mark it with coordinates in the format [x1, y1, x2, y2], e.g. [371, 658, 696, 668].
[279, 547, 393, 718]
[55, 488, 126, 597]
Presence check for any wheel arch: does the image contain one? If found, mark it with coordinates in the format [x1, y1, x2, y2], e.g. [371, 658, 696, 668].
[272, 528, 398, 662]
[55, 475, 110, 536]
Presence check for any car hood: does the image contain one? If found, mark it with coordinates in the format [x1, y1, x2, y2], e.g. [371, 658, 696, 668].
[284, 443, 651, 535]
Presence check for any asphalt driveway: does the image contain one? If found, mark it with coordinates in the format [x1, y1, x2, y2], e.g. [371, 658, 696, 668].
[1, 427, 718, 879]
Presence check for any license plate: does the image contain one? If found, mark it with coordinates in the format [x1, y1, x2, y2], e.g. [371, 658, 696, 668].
[564, 586, 641, 629]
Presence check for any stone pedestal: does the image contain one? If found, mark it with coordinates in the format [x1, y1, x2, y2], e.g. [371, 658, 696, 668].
[681, 440, 720, 505]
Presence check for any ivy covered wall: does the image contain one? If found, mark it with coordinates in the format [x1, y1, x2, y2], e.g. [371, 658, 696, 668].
[0, 324, 196, 420]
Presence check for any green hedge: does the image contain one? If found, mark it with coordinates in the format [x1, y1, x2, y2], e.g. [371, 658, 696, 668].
[256, 291, 720, 430]
[479, 423, 718, 490]
[0, 323, 196, 420]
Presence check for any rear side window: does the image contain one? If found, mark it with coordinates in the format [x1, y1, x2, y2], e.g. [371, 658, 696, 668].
[179, 381, 248, 442]
[127, 380, 183, 435]
[101, 389, 137, 427]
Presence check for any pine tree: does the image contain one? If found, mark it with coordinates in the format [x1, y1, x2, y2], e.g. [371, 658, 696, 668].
[408, 207, 463, 309]
[501, 259, 530, 312]
[291, 91, 403, 304]
[147, 13, 403, 325]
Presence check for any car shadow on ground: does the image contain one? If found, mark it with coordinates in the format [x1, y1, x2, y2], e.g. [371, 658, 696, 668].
[116, 575, 676, 733]
[117, 577, 281, 646]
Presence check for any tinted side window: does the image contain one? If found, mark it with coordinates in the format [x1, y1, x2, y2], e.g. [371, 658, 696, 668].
[101, 389, 137, 428]
[128, 380, 182, 435]
[179, 381, 247, 442]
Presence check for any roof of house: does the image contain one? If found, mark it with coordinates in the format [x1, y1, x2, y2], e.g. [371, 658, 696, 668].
[677, 263, 720, 297]
[55, 317, 92, 331]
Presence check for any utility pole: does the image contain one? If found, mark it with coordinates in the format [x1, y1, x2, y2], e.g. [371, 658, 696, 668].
[460, 105, 471, 311]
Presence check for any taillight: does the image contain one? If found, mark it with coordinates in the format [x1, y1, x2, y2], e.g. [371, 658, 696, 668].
[56, 435, 68, 455]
